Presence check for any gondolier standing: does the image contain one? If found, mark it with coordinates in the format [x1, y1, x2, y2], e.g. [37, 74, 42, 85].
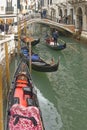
[52, 30, 59, 45]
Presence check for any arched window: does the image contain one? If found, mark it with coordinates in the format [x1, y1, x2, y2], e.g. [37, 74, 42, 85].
[77, 7, 83, 29]
[48, 0, 49, 5]
[50, 0, 52, 4]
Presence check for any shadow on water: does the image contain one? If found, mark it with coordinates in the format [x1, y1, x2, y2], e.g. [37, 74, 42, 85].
[32, 70, 63, 130]
[10, 55, 21, 81]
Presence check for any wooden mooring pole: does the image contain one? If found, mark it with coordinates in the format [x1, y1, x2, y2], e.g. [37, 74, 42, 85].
[29, 41, 32, 73]
[5, 43, 10, 92]
[24, 19, 27, 35]
[18, 23, 21, 54]
[0, 65, 4, 130]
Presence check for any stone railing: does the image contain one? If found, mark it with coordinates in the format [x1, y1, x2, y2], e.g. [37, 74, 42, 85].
[68, 0, 86, 4]
[0, 34, 15, 63]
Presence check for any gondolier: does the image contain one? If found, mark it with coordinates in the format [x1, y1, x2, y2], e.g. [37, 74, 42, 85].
[45, 37, 66, 50]
[52, 30, 59, 45]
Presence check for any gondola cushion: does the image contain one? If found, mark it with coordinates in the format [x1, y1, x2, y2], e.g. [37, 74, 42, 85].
[9, 104, 42, 130]
[32, 54, 40, 61]
[27, 54, 40, 61]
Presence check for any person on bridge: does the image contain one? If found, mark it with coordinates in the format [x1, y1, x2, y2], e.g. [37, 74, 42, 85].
[52, 30, 59, 45]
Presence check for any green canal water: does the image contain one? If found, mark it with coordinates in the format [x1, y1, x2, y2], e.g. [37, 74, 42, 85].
[10, 24, 87, 130]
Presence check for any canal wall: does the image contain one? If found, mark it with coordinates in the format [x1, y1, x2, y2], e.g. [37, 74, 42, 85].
[0, 34, 16, 130]
[0, 34, 15, 63]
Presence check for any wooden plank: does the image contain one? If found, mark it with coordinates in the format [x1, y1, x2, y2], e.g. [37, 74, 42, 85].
[18, 24, 21, 54]
[0, 65, 4, 130]
[29, 42, 32, 73]
[5, 43, 10, 92]
[24, 20, 27, 35]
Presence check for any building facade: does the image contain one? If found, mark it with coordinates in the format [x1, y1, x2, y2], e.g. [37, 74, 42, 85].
[0, 0, 17, 23]
[43, 0, 87, 38]
[0, 0, 87, 38]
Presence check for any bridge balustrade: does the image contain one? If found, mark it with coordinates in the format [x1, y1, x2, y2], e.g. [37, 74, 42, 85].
[17, 13, 73, 27]
[5, 12, 74, 36]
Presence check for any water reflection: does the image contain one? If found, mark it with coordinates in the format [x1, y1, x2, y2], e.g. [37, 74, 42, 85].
[36, 88, 63, 130]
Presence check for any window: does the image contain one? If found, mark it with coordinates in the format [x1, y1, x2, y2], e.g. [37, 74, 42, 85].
[7, 0, 12, 7]
[25, 5, 27, 9]
[1, 6, 4, 11]
[48, 0, 49, 5]
[1, 43, 4, 51]
[50, 0, 52, 4]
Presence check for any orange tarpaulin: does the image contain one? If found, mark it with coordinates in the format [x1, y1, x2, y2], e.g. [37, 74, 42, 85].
[0, 18, 13, 24]
[23, 36, 34, 42]
[0, 19, 4, 23]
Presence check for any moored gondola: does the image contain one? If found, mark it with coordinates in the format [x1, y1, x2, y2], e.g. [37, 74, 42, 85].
[45, 37, 66, 50]
[20, 46, 60, 72]
[31, 58, 59, 72]
[6, 60, 45, 130]
[21, 36, 40, 46]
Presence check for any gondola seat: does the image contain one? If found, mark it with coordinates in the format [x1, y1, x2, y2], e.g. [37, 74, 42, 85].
[23, 87, 32, 96]
[27, 98, 35, 106]
[13, 97, 19, 104]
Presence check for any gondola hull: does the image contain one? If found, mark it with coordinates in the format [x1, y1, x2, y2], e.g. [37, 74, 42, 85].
[31, 61, 59, 72]
[31, 38, 40, 46]
[6, 60, 44, 130]
[21, 37, 40, 46]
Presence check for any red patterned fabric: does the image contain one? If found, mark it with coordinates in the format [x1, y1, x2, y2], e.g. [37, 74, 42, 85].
[9, 104, 43, 130]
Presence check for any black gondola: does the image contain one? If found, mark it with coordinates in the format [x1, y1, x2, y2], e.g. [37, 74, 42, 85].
[20, 46, 60, 72]
[31, 59, 59, 72]
[6, 60, 45, 130]
[21, 36, 40, 46]
[45, 37, 66, 50]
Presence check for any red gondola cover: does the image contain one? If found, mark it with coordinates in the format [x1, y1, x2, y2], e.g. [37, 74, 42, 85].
[9, 104, 42, 130]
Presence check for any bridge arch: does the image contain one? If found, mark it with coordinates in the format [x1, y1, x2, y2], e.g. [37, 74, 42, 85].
[26, 18, 74, 35]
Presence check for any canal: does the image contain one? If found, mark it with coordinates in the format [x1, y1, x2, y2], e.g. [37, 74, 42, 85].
[10, 24, 87, 130]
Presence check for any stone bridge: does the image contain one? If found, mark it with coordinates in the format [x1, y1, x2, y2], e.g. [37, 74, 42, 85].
[20, 17, 75, 35]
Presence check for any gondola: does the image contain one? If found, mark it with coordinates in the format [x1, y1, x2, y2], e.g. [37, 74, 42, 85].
[6, 60, 45, 130]
[20, 46, 60, 72]
[45, 37, 66, 50]
[21, 36, 40, 46]
[31, 58, 59, 72]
